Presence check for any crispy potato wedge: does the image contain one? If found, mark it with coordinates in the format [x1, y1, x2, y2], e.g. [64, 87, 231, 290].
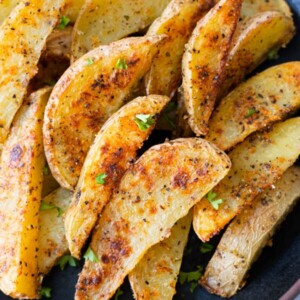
[201, 166, 300, 297]
[129, 212, 192, 300]
[62, 0, 85, 23]
[0, 88, 50, 299]
[193, 117, 300, 242]
[0, 0, 18, 25]
[71, 0, 171, 61]
[145, 0, 213, 97]
[65, 95, 170, 258]
[217, 11, 295, 101]
[38, 188, 72, 277]
[44, 35, 166, 190]
[182, 0, 242, 136]
[207, 62, 300, 151]
[0, 0, 66, 145]
[75, 138, 231, 300]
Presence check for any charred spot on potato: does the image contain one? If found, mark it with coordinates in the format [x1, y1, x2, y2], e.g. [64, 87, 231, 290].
[9, 144, 23, 168]
[173, 171, 189, 189]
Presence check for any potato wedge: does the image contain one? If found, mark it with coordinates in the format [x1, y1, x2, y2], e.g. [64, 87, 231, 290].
[201, 166, 300, 297]
[193, 117, 300, 242]
[38, 188, 72, 277]
[0, 0, 18, 25]
[217, 11, 295, 101]
[0, 88, 50, 299]
[145, 0, 213, 97]
[75, 138, 231, 300]
[207, 62, 300, 151]
[0, 0, 66, 145]
[71, 0, 171, 61]
[182, 0, 242, 136]
[44, 35, 166, 190]
[65, 95, 170, 258]
[62, 0, 85, 23]
[129, 212, 192, 300]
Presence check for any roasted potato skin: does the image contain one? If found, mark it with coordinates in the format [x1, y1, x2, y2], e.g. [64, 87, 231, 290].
[201, 166, 300, 298]
[65, 95, 170, 258]
[38, 188, 72, 277]
[182, 0, 242, 136]
[75, 138, 231, 300]
[129, 212, 192, 300]
[0, 0, 18, 25]
[217, 11, 295, 101]
[208, 62, 300, 151]
[193, 117, 300, 242]
[44, 35, 166, 190]
[0, 0, 66, 145]
[0, 88, 50, 299]
[71, 0, 171, 61]
[145, 0, 213, 97]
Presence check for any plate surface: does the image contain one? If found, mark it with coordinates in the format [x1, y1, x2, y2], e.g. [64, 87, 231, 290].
[1, 1, 300, 299]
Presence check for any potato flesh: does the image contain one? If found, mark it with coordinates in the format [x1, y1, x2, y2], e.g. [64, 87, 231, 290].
[0, 0, 66, 145]
[65, 95, 170, 258]
[38, 188, 72, 277]
[43, 35, 166, 190]
[208, 62, 300, 151]
[217, 11, 295, 101]
[193, 117, 300, 242]
[71, 0, 171, 61]
[0, 0, 18, 25]
[75, 138, 231, 300]
[62, 0, 85, 23]
[129, 212, 192, 300]
[182, 0, 242, 136]
[0, 88, 50, 299]
[201, 166, 300, 297]
[145, 0, 213, 97]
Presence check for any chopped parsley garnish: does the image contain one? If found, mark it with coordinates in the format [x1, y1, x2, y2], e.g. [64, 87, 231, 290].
[43, 164, 50, 176]
[268, 49, 279, 60]
[84, 246, 99, 262]
[114, 287, 124, 300]
[200, 243, 214, 254]
[57, 16, 70, 30]
[179, 265, 203, 293]
[206, 190, 223, 210]
[57, 254, 79, 270]
[43, 79, 56, 87]
[96, 173, 107, 184]
[245, 108, 258, 118]
[163, 101, 176, 129]
[86, 57, 94, 65]
[134, 114, 155, 131]
[40, 201, 63, 217]
[116, 58, 128, 70]
[41, 286, 52, 298]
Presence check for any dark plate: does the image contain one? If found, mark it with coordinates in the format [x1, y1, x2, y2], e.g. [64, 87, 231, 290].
[1, 1, 300, 299]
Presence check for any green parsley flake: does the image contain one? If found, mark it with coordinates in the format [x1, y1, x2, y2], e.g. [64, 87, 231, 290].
[96, 173, 107, 184]
[57, 16, 70, 30]
[114, 287, 124, 300]
[43, 164, 50, 176]
[40, 286, 52, 298]
[245, 108, 258, 118]
[206, 190, 223, 210]
[179, 265, 203, 293]
[200, 243, 214, 254]
[57, 254, 79, 270]
[116, 58, 128, 70]
[268, 49, 279, 60]
[40, 201, 63, 217]
[86, 57, 94, 65]
[163, 102, 176, 129]
[134, 114, 155, 131]
[84, 246, 99, 262]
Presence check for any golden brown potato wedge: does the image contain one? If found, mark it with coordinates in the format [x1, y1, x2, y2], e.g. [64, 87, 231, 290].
[65, 95, 170, 258]
[193, 117, 300, 242]
[217, 11, 295, 101]
[62, 0, 85, 23]
[75, 138, 231, 300]
[38, 188, 72, 277]
[182, 0, 242, 136]
[0, 87, 50, 299]
[0, 0, 18, 25]
[71, 0, 171, 61]
[201, 166, 300, 298]
[0, 0, 66, 145]
[129, 212, 192, 300]
[44, 35, 166, 190]
[145, 0, 213, 97]
[207, 62, 300, 151]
